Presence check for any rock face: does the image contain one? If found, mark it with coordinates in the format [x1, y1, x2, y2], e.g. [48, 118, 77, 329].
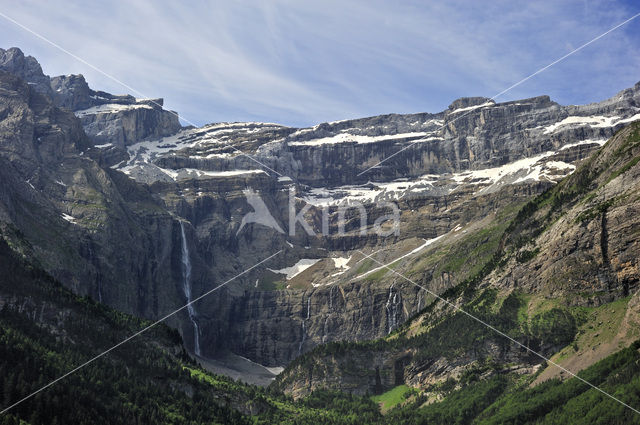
[0, 47, 182, 150]
[0, 69, 193, 340]
[273, 338, 542, 398]
[75, 98, 182, 148]
[117, 89, 639, 187]
[104, 79, 640, 367]
[50, 74, 94, 110]
[1, 47, 640, 378]
[0, 47, 53, 98]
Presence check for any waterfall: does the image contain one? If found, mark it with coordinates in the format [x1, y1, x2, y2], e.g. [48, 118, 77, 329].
[329, 285, 336, 311]
[180, 222, 201, 356]
[385, 285, 400, 334]
[323, 288, 337, 343]
[298, 321, 306, 355]
[322, 316, 330, 343]
[97, 277, 103, 303]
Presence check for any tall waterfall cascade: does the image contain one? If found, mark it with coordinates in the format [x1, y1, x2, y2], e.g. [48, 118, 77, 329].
[180, 222, 201, 356]
[385, 285, 401, 334]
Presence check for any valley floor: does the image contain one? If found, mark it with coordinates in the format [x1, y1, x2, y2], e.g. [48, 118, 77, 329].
[196, 351, 282, 387]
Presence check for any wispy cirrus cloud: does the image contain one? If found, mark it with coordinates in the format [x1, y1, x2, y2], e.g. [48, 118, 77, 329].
[0, 0, 638, 127]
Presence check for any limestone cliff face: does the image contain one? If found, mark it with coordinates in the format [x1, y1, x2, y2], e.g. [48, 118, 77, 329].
[0, 47, 53, 99]
[0, 70, 193, 338]
[277, 93, 633, 187]
[122, 90, 638, 188]
[50, 74, 94, 110]
[273, 338, 541, 398]
[184, 177, 549, 365]
[76, 98, 181, 148]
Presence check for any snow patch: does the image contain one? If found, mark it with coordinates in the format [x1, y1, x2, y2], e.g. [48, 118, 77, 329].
[452, 152, 558, 186]
[543, 115, 621, 134]
[449, 101, 494, 115]
[356, 235, 444, 279]
[61, 213, 76, 223]
[268, 259, 321, 280]
[329, 256, 352, 277]
[615, 113, 640, 125]
[304, 175, 438, 207]
[265, 366, 285, 375]
[559, 139, 606, 151]
[289, 132, 429, 146]
[119, 163, 266, 181]
[75, 102, 153, 117]
[332, 256, 351, 269]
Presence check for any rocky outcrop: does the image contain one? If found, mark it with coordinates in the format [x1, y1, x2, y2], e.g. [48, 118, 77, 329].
[0, 47, 182, 151]
[50, 74, 94, 110]
[273, 338, 541, 398]
[76, 98, 181, 148]
[0, 47, 53, 98]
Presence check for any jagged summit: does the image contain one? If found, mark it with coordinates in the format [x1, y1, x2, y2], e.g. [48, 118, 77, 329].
[447, 96, 494, 110]
[0, 47, 52, 97]
[0, 47, 182, 148]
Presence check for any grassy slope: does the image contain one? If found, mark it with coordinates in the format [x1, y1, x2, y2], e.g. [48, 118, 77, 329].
[371, 384, 412, 412]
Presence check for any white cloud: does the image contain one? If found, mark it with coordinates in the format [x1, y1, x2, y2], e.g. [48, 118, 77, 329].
[0, 0, 637, 127]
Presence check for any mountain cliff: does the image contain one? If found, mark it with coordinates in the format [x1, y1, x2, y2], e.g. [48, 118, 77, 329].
[1, 45, 640, 423]
[1, 46, 639, 379]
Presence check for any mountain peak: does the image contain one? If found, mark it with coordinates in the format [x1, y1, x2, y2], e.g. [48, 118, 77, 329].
[0, 46, 52, 97]
[447, 96, 493, 110]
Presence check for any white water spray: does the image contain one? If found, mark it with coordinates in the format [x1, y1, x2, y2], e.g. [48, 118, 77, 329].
[180, 222, 201, 356]
[385, 285, 400, 334]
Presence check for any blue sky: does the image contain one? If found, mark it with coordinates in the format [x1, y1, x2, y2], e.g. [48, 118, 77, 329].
[0, 0, 639, 128]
